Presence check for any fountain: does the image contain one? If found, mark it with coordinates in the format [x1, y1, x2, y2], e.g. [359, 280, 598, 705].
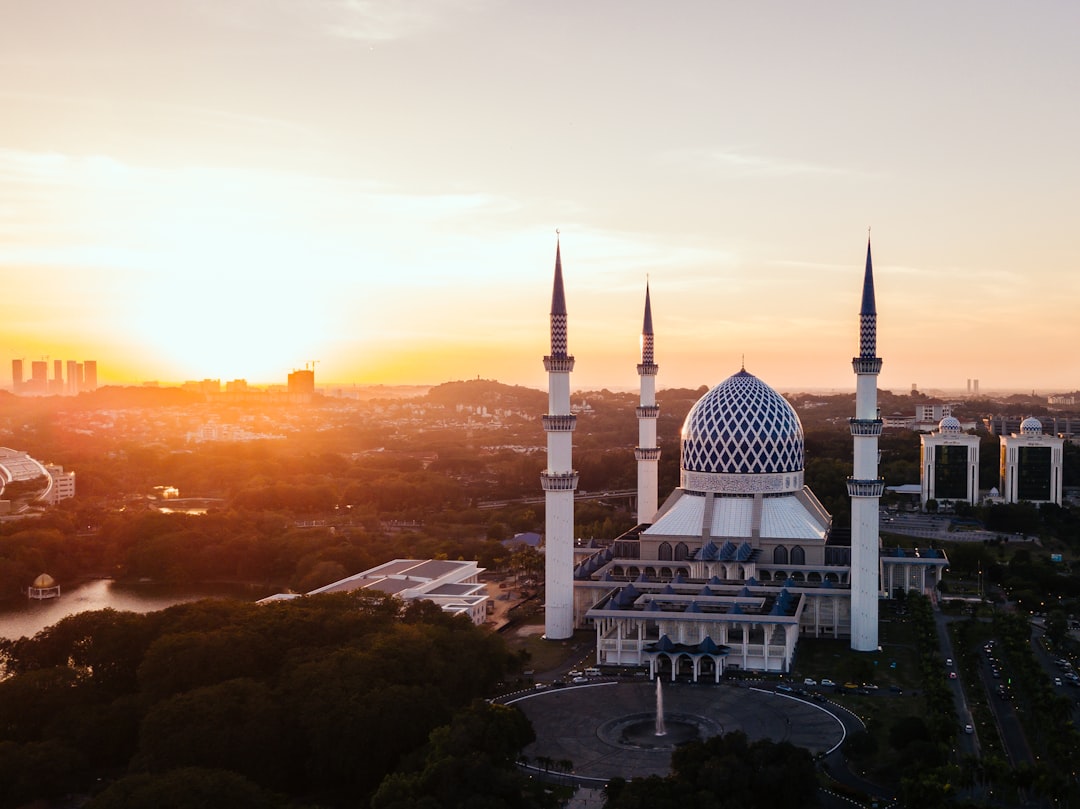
[655, 678, 667, 736]
[595, 678, 720, 750]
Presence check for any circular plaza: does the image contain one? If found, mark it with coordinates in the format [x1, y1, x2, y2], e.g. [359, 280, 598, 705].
[508, 680, 847, 782]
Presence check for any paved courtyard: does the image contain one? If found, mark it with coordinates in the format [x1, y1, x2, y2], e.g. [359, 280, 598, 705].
[508, 681, 847, 782]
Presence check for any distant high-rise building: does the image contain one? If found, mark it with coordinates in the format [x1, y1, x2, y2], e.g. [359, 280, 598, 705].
[288, 369, 315, 397]
[973, 379, 979, 396]
[11, 359, 23, 392]
[29, 361, 48, 395]
[83, 360, 97, 391]
[66, 360, 80, 395]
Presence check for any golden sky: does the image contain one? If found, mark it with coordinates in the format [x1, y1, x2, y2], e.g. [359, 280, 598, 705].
[2, 2, 1078, 394]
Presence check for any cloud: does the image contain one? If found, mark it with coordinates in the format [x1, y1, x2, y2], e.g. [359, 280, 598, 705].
[321, 0, 486, 42]
[662, 147, 876, 179]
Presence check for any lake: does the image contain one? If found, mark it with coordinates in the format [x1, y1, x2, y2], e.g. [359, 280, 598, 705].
[0, 579, 270, 641]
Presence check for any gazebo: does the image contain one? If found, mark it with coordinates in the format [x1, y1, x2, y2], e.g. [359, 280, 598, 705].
[28, 573, 60, 600]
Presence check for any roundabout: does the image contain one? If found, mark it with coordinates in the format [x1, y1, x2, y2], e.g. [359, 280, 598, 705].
[508, 681, 847, 781]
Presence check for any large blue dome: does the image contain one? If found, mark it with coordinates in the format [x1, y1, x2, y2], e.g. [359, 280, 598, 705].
[680, 370, 805, 494]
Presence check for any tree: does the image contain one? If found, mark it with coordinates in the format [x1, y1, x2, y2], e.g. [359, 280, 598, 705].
[370, 701, 556, 809]
[604, 732, 818, 809]
[86, 767, 287, 809]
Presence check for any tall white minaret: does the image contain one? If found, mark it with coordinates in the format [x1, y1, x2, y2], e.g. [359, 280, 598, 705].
[635, 282, 660, 524]
[542, 239, 578, 640]
[848, 237, 884, 652]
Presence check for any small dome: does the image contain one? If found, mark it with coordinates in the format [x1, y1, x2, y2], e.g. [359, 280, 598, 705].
[32, 573, 55, 588]
[1020, 416, 1043, 436]
[680, 370, 804, 494]
[938, 416, 962, 434]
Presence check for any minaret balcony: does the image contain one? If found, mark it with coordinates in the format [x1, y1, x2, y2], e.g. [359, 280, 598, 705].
[849, 418, 883, 436]
[846, 477, 885, 497]
[635, 447, 661, 461]
[635, 405, 660, 419]
[541, 471, 579, 491]
[637, 363, 658, 376]
[851, 357, 882, 374]
[544, 355, 576, 372]
[542, 414, 577, 432]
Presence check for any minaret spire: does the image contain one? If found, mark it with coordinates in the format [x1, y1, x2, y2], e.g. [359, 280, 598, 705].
[550, 237, 568, 357]
[859, 237, 877, 359]
[635, 280, 660, 524]
[541, 236, 578, 640]
[848, 235, 884, 652]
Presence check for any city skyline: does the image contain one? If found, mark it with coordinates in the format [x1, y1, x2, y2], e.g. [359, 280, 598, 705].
[2, 3, 1078, 393]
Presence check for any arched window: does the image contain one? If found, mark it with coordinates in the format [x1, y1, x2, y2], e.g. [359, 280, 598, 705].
[790, 545, 805, 566]
[773, 545, 788, 565]
[658, 542, 673, 561]
[674, 542, 689, 561]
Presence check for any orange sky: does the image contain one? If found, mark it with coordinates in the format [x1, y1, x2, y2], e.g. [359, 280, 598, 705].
[2, 3, 1079, 395]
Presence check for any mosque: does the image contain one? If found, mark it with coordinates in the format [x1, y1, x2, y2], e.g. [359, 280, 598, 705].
[540, 240, 948, 681]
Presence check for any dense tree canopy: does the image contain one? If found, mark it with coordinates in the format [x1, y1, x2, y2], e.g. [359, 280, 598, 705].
[0, 592, 527, 808]
[603, 731, 819, 809]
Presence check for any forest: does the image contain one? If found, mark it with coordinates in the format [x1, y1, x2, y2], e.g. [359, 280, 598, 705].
[0, 591, 554, 808]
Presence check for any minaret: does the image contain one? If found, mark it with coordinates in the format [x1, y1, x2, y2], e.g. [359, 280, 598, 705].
[541, 238, 578, 640]
[635, 282, 660, 524]
[848, 237, 884, 652]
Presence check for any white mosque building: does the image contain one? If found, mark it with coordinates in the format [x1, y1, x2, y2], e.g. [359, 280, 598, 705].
[541, 239, 948, 680]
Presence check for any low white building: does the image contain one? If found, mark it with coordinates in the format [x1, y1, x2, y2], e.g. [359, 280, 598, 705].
[262, 559, 490, 625]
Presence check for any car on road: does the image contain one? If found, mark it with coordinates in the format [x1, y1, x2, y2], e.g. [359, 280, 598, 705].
[820, 678, 836, 687]
[964, 724, 974, 734]
[803, 678, 817, 686]
[572, 676, 589, 684]
[948, 671, 958, 680]
[1054, 677, 1063, 686]
[776, 684, 794, 694]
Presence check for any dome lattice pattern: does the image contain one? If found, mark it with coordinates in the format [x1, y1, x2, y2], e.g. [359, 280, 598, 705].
[939, 416, 962, 434]
[681, 370, 804, 475]
[1020, 416, 1043, 436]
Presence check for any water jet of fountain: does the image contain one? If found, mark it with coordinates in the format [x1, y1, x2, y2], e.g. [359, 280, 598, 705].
[654, 678, 667, 736]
